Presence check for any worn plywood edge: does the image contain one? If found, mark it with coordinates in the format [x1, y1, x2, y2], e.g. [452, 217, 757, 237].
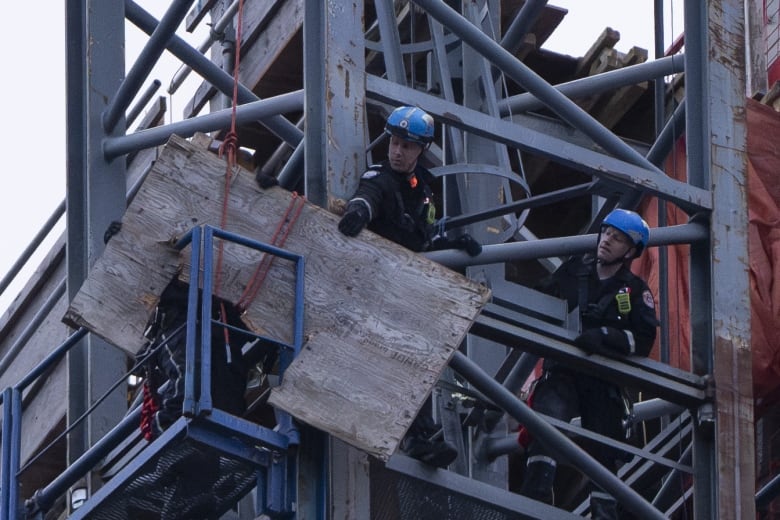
[64, 133, 278, 355]
[63, 134, 219, 355]
[268, 297, 484, 461]
[62, 224, 184, 356]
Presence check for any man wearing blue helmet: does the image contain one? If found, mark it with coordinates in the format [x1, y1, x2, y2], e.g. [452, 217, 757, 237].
[518, 209, 658, 519]
[338, 106, 481, 255]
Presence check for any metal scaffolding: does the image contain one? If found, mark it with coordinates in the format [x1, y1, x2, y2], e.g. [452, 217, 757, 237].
[5, 0, 753, 518]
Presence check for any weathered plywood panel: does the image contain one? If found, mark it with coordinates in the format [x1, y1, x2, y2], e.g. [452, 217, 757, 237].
[64, 134, 490, 460]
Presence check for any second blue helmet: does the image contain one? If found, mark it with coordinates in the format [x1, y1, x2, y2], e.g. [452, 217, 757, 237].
[601, 209, 650, 256]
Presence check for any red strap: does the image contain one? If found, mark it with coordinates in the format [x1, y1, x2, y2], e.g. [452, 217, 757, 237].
[237, 192, 306, 312]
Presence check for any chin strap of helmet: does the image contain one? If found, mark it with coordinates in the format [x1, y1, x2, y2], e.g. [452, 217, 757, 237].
[597, 256, 629, 267]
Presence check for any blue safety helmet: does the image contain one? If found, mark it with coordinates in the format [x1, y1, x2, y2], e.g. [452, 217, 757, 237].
[601, 209, 650, 257]
[384, 106, 435, 147]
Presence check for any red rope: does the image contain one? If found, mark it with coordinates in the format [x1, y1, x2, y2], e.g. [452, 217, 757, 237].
[209, 0, 303, 318]
[237, 192, 306, 312]
[213, 0, 246, 324]
[218, 0, 245, 167]
[140, 380, 160, 441]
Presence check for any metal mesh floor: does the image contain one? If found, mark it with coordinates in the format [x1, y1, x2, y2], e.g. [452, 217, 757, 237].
[80, 438, 258, 520]
[370, 459, 524, 520]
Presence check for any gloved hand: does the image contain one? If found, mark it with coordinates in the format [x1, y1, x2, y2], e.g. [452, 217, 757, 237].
[255, 170, 279, 189]
[452, 234, 482, 256]
[574, 328, 606, 354]
[431, 233, 482, 256]
[338, 201, 370, 237]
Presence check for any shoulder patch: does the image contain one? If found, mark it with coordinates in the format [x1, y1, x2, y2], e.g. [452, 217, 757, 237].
[642, 290, 655, 309]
[361, 169, 380, 179]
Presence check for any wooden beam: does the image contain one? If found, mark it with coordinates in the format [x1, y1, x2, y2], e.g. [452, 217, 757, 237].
[574, 27, 620, 77]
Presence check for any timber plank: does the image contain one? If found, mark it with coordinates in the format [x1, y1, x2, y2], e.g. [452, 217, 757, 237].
[64, 134, 491, 460]
[574, 27, 620, 77]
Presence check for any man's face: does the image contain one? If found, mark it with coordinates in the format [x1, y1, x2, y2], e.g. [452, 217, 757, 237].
[597, 225, 635, 263]
[388, 135, 423, 174]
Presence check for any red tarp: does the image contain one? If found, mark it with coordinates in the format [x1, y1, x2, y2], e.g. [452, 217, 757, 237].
[634, 99, 780, 418]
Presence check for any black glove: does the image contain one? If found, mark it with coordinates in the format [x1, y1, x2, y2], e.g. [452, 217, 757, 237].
[432, 233, 482, 256]
[103, 220, 122, 245]
[452, 234, 482, 256]
[574, 328, 606, 354]
[338, 201, 370, 237]
[255, 170, 279, 189]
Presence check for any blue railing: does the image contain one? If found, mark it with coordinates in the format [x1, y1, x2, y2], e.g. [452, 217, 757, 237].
[3, 224, 305, 519]
[0, 327, 88, 518]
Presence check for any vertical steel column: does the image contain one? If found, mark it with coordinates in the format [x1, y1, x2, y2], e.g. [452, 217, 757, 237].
[460, 0, 516, 243]
[64, 1, 88, 483]
[324, 0, 367, 207]
[653, 0, 671, 366]
[745, 0, 769, 97]
[686, 0, 754, 518]
[303, 0, 366, 208]
[707, 1, 755, 518]
[303, 0, 326, 204]
[682, 3, 715, 518]
[7, 387, 21, 519]
[65, 0, 128, 505]
[298, 4, 330, 517]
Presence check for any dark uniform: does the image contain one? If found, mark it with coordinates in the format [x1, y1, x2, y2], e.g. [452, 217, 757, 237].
[347, 160, 437, 252]
[131, 280, 257, 519]
[138, 280, 251, 436]
[520, 253, 658, 514]
[541, 253, 658, 358]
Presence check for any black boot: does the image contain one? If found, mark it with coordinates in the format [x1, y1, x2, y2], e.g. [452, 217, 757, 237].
[401, 414, 457, 468]
[590, 492, 619, 520]
[518, 456, 556, 504]
[402, 435, 457, 468]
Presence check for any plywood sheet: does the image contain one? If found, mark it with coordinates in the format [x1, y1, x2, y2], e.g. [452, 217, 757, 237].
[64, 134, 491, 460]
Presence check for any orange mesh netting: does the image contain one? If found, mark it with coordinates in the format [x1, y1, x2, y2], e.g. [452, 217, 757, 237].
[634, 99, 780, 418]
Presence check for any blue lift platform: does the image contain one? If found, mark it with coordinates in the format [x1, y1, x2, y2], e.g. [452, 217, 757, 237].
[14, 225, 303, 519]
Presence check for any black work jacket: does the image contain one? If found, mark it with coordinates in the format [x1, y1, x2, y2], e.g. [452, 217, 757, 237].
[349, 161, 436, 252]
[539, 254, 659, 359]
